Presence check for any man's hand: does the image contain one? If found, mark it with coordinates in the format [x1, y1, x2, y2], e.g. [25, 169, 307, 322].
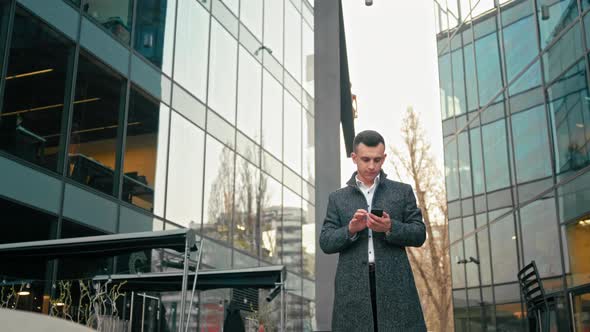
[349, 209, 368, 236]
[367, 211, 392, 233]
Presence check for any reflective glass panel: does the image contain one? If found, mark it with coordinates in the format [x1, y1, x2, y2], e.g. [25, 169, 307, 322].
[208, 20, 238, 123]
[302, 22, 314, 97]
[1, 8, 73, 173]
[438, 52, 453, 119]
[302, 111, 314, 183]
[451, 48, 466, 115]
[445, 138, 460, 201]
[502, 10, 541, 95]
[166, 111, 205, 228]
[122, 87, 165, 211]
[68, 52, 125, 197]
[565, 217, 590, 287]
[520, 198, 562, 277]
[490, 214, 518, 284]
[543, 22, 584, 83]
[82, 0, 133, 44]
[262, 70, 283, 159]
[237, 46, 262, 143]
[134, 0, 176, 75]
[302, 202, 314, 278]
[547, 60, 590, 175]
[285, 2, 301, 82]
[458, 131, 472, 197]
[475, 31, 503, 106]
[283, 187, 302, 273]
[174, 0, 209, 102]
[263, 0, 284, 64]
[284, 92, 301, 173]
[203, 136, 234, 243]
[511, 105, 552, 183]
[261, 174, 282, 264]
[470, 128, 485, 195]
[234, 155, 261, 256]
[240, 0, 262, 40]
[536, 0, 579, 48]
[482, 119, 510, 192]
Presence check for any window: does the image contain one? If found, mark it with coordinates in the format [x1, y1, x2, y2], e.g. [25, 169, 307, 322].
[262, 70, 283, 159]
[302, 111, 314, 183]
[536, 0, 579, 48]
[302, 202, 315, 278]
[122, 87, 168, 212]
[283, 187, 302, 273]
[285, 2, 302, 82]
[202, 136, 234, 243]
[520, 198, 562, 277]
[490, 214, 518, 284]
[284, 92, 302, 173]
[263, 0, 284, 64]
[438, 52, 453, 119]
[482, 119, 510, 192]
[174, 0, 209, 102]
[237, 47, 262, 143]
[208, 20, 238, 123]
[0, 8, 74, 173]
[564, 216, 590, 287]
[451, 242, 466, 288]
[68, 52, 126, 197]
[475, 32, 502, 106]
[261, 174, 282, 264]
[502, 12, 541, 95]
[470, 128, 485, 194]
[451, 49, 466, 115]
[166, 111, 205, 227]
[134, 0, 176, 75]
[458, 131, 472, 197]
[463, 44, 478, 112]
[547, 60, 590, 175]
[477, 227, 492, 285]
[82, 0, 133, 44]
[543, 23, 584, 83]
[240, 0, 262, 40]
[445, 138, 460, 201]
[302, 22, 314, 97]
[511, 105, 552, 183]
[234, 155, 261, 256]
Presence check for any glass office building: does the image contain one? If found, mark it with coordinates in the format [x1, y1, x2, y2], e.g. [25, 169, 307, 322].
[0, 0, 317, 330]
[434, 0, 590, 330]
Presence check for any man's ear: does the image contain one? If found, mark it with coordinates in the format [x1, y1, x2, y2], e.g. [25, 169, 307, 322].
[351, 152, 357, 164]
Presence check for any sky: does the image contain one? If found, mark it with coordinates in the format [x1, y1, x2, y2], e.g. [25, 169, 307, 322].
[339, 0, 444, 185]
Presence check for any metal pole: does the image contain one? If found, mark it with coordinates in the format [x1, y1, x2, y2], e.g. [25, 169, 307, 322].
[185, 240, 204, 332]
[141, 294, 147, 332]
[280, 275, 285, 332]
[178, 238, 191, 331]
[128, 291, 135, 332]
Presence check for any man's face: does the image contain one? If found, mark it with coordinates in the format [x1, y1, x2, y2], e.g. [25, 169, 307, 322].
[351, 143, 386, 184]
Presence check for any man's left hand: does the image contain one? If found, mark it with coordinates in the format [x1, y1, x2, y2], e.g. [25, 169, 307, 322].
[367, 211, 392, 233]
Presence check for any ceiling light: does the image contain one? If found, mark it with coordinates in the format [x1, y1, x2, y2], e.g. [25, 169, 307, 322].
[576, 123, 585, 128]
[17, 291, 30, 296]
[512, 236, 517, 240]
[55, 302, 65, 306]
[0, 97, 100, 117]
[5, 68, 54, 80]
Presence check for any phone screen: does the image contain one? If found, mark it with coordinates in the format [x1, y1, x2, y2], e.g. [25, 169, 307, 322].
[371, 209, 383, 217]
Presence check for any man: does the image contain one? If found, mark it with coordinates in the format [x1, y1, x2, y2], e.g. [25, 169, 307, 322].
[319, 130, 427, 332]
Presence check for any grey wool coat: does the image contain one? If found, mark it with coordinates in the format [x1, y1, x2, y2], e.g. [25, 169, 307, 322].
[319, 171, 427, 332]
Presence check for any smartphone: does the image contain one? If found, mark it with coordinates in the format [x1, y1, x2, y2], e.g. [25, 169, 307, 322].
[370, 209, 383, 217]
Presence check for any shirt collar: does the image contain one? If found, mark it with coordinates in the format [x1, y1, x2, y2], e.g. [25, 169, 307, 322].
[355, 174, 380, 190]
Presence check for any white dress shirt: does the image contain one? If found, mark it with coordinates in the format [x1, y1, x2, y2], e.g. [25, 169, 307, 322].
[353, 175, 379, 264]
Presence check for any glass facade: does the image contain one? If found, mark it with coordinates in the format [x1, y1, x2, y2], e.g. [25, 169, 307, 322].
[0, 0, 316, 330]
[435, 0, 590, 330]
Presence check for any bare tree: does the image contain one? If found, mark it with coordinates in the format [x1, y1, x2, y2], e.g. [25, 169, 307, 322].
[390, 106, 452, 332]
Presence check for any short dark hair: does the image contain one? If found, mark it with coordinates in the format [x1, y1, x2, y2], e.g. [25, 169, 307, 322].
[353, 130, 385, 152]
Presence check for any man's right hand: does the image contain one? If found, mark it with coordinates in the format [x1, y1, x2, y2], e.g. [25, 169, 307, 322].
[349, 209, 368, 236]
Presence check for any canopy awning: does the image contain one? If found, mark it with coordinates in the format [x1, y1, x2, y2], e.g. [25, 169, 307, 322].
[92, 265, 285, 292]
[0, 229, 198, 259]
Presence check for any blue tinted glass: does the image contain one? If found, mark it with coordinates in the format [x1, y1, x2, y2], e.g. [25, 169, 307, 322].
[82, 0, 133, 44]
[536, 0, 579, 48]
[482, 119, 510, 192]
[511, 106, 552, 183]
[445, 138, 460, 201]
[475, 32, 503, 106]
[470, 128, 485, 195]
[503, 13, 541, 95]
[458, 132, 472, 197]
[438, 53, 453, 119]
[547, 60, 590, 174]
[134, 0, 176, 75]
[463, 44, 478, 111]
[451, 49, 466, 115]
